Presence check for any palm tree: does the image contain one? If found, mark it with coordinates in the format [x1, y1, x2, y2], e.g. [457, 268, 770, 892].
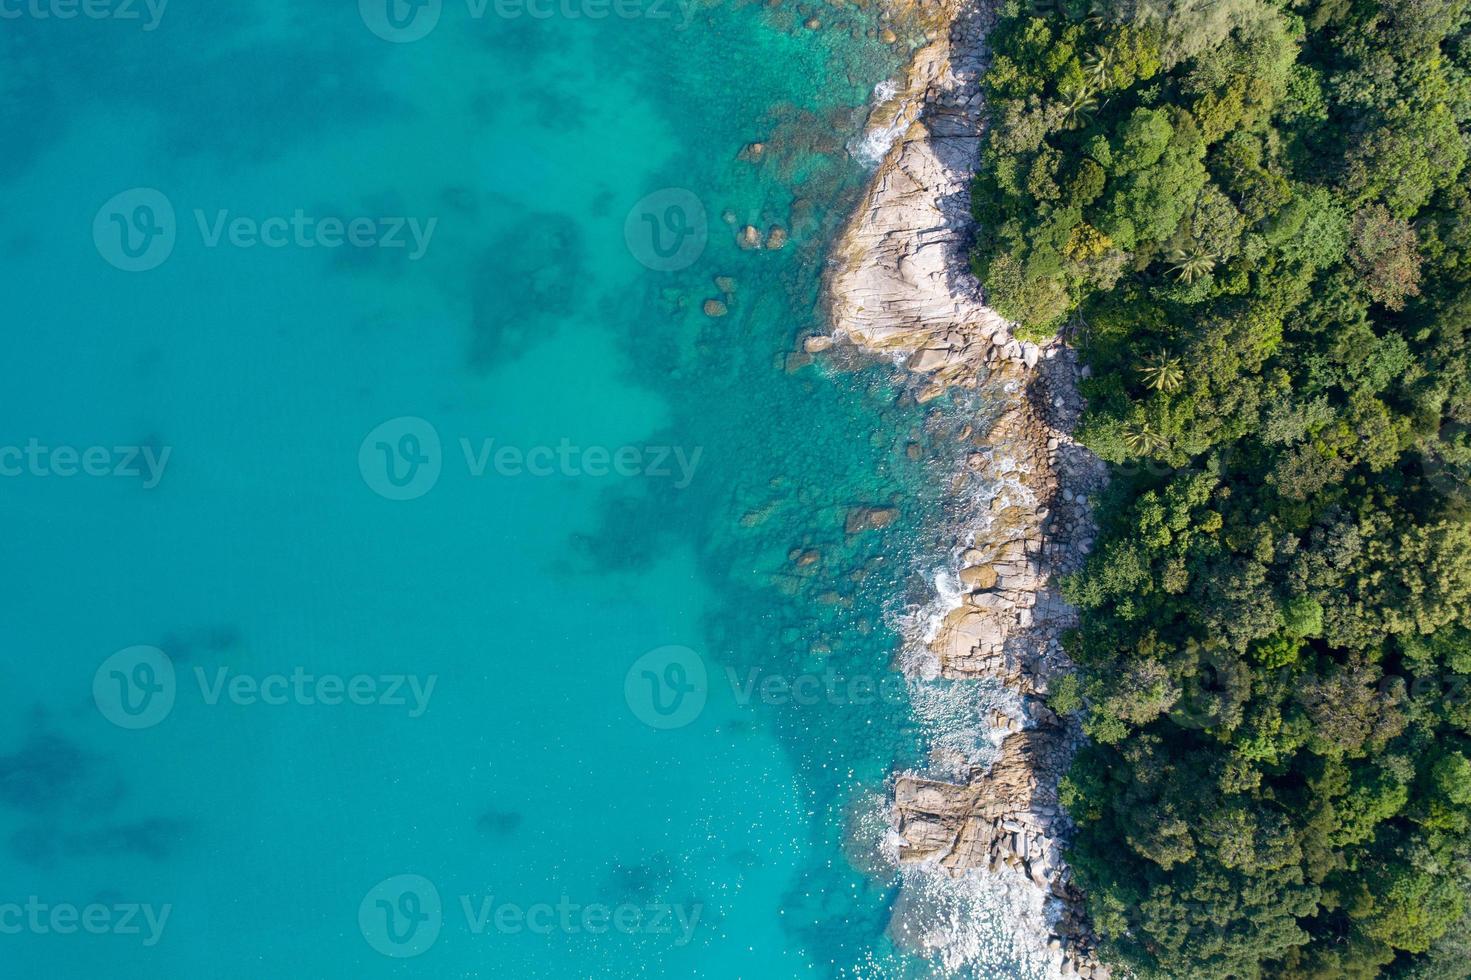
[1066, 0, 1107, 24]
[1167, 246, 1217, 284]
[1137, 350, 1184, 393]
[1122, 420, 1167, 457]
[1083, 46, 1118, 86]
[1059, 83, 1099, 130]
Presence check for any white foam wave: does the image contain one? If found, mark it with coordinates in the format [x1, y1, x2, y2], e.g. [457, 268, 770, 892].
[852, 77, 910, 169]
[886, 866, 1061, 978]
[906, 676, 1024, 780]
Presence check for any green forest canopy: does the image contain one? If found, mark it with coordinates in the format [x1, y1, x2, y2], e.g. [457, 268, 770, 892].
[970, 0, 1471, 976]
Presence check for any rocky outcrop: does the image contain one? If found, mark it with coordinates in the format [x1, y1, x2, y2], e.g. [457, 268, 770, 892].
[826, 0, 1010, 399]
[889, 347, 1110, 977]
[892, 731, 1102, 977]
[894, 731, 1071, 875]
[820, 1, 1110, 976]
[925, 357, 1099, 690]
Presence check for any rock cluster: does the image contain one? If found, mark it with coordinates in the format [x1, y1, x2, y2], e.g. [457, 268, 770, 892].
[891, 347, 1110, 975]
[893, 731, 1070, 879]
[825, 0, 1008, 398]
[819, 0, 1112, 974]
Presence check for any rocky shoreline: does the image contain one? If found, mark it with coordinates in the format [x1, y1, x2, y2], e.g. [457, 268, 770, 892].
[816, 1, 1111, 975]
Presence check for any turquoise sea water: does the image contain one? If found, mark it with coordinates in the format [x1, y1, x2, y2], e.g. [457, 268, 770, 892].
[1, 3, 1036, 977]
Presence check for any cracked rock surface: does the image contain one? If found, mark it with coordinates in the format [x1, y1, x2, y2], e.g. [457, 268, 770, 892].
[821, 2, 1111, 975]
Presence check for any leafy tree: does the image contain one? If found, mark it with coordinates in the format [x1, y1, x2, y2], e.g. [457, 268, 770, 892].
[974, 0, 1471, 974]
[1349, 205, 1424, 311]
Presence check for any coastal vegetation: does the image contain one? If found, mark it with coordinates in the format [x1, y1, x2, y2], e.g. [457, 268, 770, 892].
[970, 0, 1471, 975]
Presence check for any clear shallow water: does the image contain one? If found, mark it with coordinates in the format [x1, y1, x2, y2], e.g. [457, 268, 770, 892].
[1, 3, 1039, 977]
